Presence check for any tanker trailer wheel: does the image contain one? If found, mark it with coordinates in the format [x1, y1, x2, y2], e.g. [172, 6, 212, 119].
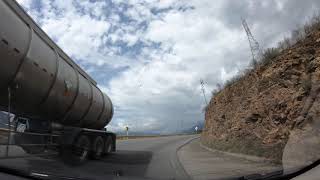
[61, 135, 91, 165]
[91, 136, 104, 160]
[104, 136, 113, 155]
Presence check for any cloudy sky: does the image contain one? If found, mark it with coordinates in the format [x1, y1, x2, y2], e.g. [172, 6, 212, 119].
[16, 0, 320, 134]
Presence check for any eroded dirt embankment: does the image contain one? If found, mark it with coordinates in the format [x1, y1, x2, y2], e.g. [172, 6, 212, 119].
[201, 30, 320, 162]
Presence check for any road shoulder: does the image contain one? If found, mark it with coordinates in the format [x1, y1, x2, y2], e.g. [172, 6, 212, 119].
[177, 138, 282, 180]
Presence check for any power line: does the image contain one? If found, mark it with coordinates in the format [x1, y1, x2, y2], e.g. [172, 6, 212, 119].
[200, 79, 208, 106]
[242, 18, 262, 65]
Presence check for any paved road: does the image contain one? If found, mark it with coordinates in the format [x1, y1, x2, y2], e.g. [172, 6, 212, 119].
[0, 135, 197, 180]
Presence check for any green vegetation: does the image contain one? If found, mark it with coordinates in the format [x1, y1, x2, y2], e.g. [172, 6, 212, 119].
[260, 48, 281, 67]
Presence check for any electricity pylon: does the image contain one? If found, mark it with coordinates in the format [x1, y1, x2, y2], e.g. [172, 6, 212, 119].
[242, 18, 262, 65]
[200, 79, 208, 106]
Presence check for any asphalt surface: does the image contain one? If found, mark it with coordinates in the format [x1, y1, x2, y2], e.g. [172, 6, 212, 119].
[0, 135, 197, 180]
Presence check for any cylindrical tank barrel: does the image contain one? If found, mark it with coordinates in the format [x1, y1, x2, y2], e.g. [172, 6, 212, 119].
[0, 0, 113, 129]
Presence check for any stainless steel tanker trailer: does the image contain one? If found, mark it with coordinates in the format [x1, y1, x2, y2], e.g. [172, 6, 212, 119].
[0, 0, 116, 163]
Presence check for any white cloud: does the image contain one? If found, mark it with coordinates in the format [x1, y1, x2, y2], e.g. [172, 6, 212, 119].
[16, 0, 320, 134]
[18, 0, 133, 69]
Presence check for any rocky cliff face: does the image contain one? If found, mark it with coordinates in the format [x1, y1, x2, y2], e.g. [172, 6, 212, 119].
[201, 29, 320, 162]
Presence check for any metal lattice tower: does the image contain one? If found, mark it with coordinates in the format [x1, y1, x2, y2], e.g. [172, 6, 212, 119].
[242, 18, 262, 65]
[200, 79, 208, 106]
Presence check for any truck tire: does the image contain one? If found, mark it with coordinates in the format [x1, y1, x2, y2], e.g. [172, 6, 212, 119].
[61, 135, 90, 165]
[104, 136, 113, 155]
[91, 136, 104, 160]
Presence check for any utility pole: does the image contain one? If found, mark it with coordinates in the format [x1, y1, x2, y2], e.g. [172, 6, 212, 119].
[242, 18, 262, 65]
[200, 79, 208, 106]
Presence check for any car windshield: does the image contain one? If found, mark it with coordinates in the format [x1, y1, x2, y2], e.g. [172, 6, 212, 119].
[0, 0, 320, 180]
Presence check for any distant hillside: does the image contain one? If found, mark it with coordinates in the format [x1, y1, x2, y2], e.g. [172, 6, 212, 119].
[201, 16, 320, 162]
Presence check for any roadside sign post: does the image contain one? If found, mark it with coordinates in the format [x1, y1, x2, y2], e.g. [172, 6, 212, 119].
[125, 126, 129, 139]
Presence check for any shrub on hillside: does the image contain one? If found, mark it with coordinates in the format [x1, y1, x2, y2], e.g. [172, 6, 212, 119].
[260, 48, 281, 66]
[277, 37, 292, 51]
[224, 73, 244, 88]
[211, 83, 223, 97]
[291, 28, 306, 43]
[304, 12, 320, 34]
